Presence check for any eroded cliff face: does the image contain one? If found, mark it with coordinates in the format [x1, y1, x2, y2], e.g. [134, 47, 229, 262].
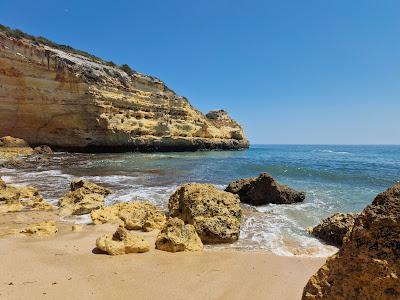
[0, 32, 249, 151]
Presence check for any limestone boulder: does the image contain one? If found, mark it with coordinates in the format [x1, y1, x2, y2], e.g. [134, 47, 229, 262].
[169, 183, 241, 243]
[20, 221, 58, 236]
[225, 172, 305, 205]
[156, 217, 203, 252]
[0, 136, 33, 159]
[309, 213, 356, 247]
[33, 145, 53, 155]
[59, 179, 112, 215]
[302, 183, 400, 300]
[91, 201, 166, 231]
[96, 227, 150, 255]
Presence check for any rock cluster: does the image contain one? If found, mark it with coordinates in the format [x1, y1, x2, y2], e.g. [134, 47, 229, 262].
[96, 227, 150, 255]
[302, 183, 400, 300]
[0, 177, 54, 213]
[91, 200, 166, 231]
[309, 213, 356, 247]
[20, 221, 58, 236]
[155, 217, 203, 252]
[59, 179, 112, 215]
[169, 183, 241, 243]
[0, 30, 249, 151]
[225, 172, 305, 205]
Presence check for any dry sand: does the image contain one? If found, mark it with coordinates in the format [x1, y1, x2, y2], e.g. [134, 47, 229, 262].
[0, 211, 326, 300]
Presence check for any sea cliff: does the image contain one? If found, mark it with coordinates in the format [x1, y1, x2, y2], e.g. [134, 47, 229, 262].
[0, 27, 249, 152]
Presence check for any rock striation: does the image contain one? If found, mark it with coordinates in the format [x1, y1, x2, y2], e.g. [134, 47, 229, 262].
[155, 217, 203, 252]
[302, 183, 400, 300]
[96, 227, 150, 255]
[308, 213, 356, 247]
[226, 173, 305, 205]
[59, 179, 112, 215]
[169, 183, 241, 243]
[91, 200, 166, 231]
[0, 27, 249, 152]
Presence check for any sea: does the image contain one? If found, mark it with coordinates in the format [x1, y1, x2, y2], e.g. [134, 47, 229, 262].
[2, 145, 399, 256]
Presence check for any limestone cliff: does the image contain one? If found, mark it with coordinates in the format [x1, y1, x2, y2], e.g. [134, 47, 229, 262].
[0, 28, 249, 151]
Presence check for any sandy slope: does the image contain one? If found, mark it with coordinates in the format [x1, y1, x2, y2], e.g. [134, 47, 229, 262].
[0, 211, 325, 300]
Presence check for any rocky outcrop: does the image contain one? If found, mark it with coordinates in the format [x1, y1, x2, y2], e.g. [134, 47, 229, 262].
[226, 173, 305, 205]
[33, 145, 53, 155]
[169, 183, 241, 243]
[308, 213, 356, 247]
[155, 217, 203, 252]
[302, 183, 400, 300]
[91, 201, 166, 231]
[59, 179, 112, 215]
[0, 136, 33, 159]
[96, 227, 150, 255]
[20, 221, 58, 236]
[0, 28, 249, 152]
[0, 178, 54, 213]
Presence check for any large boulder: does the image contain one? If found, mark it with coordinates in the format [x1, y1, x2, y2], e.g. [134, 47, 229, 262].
[225, 172, 305, 205]
[96, 227, 150, 255]
[168, 183, 241, 243]
[0, 136, 34, 159]
[302, 183, 400, 300]
[32, 145, 53, 155]
[155, 217, 203, 252]
[91, 201, 166, 231]
[59, 179, 112, 215]
[308, 213, 356, 247]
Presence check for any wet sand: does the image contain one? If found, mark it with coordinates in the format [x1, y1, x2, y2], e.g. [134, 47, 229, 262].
[0, 211, 326, 300]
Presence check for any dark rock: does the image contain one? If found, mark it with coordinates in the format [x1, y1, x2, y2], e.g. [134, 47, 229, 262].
[0, 159, 33, 169]
[309, 213, 356, 247]
[225, 173, 305, 205]
[302, 183, 400, 299]
[33, 145, 53, 155]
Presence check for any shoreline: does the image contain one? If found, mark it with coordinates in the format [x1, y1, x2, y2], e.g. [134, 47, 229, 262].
[0, 211, 326, 300]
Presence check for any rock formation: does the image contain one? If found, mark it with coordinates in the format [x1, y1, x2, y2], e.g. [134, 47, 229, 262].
[0, 178, 54, 213]
[225, 173, 305, 205]
[91, 200, 166, 231]
[96, 227, 150, 255]
[0, 136, 33, 159]
[20, 221, 58, 236]
[0, 27, 249, 152]
[308, 213, 356, 247]
[169, 183, 241, 243]
[302, 183, 400, 300]
[155, 217, 203, 252]
[59, 179, 112, 215]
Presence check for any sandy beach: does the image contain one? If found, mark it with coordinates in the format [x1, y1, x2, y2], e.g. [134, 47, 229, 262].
[0, 211, 325, 300]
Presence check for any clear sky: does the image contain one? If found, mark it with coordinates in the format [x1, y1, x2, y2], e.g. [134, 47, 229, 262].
[1, 0, 399, 144]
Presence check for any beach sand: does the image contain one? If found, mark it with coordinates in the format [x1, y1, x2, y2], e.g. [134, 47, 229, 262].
[0, 211, 325, 300]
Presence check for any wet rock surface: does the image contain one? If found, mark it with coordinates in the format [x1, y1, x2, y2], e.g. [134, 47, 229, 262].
[302, 183, 400, 300]
[226, 172, 305, 205]
[309, 213, 356, 247]
[169, 183, 241, 243]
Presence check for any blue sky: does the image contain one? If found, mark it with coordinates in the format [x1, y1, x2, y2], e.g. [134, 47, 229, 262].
[1, 0, 399, 144]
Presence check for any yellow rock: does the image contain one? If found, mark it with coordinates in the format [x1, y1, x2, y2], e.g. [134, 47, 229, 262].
[96, 227, 150, 255]
[91, 201, 166, 231]
[155, 217, 203, 252]
[20, 221, 58, 236]
[71, 224, 84, 232]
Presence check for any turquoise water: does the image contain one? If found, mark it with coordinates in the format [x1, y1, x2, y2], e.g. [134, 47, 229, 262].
[2, 145, 399, 256]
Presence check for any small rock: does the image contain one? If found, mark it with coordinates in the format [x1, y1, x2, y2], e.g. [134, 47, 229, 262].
[33, 145, 53, 155]
[96, 227, 150, 255]
[156, 217, 203, 252]
[308, 213, 356, 247]
[59, 179, 112, 215]
[20, 221, 58, 236]
[91, 201, 166, 231]
[225, 172, 305, 205]
[71, 224, 84, 232]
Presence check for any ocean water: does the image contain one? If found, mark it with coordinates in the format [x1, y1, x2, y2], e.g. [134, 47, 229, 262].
[2, 145, 399, 256]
